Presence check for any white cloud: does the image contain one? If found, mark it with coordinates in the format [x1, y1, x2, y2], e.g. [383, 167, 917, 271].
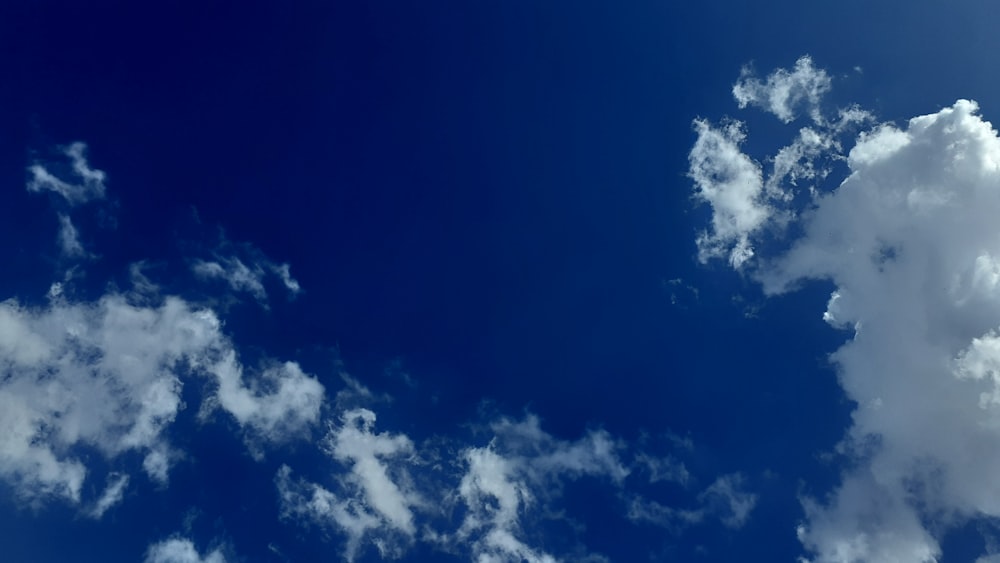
[89, 472, 129, 518]
[696, 57, 1000, 562]
[0, 289, 323, 508]
[0, 295, 194, 502]
[57, 214, 87, 258]
[192, 254, 301, 306]
[276, 408, 422, 561]
[457, 446, 557, 563]
[766, 126, 838, 198]
[485, 415, 630, 484]
[277, 405, 754, 561]
[143, 447, 173, 485]
[192, 258, 267, 302]
[453, 415, 629, 562]
[689, 119, 769, 268]
[27, 142, 106, 205]
[201, 353, 325, 454]
[272, 262, 302, 294]
[3, 138, 323, 517]
[691, 66, 871, 270]
[144, 537, 226, 563]
[327, 409, 420, 535]
[733, 55, 832, 125]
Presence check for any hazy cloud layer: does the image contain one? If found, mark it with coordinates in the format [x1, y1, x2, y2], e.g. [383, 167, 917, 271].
[693, 58, 1000, 562]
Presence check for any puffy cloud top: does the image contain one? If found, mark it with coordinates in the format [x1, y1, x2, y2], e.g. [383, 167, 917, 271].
[693, 57, 1000, 562]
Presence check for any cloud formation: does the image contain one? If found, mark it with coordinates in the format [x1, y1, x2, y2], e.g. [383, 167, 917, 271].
[453, 415, 629, 562]
[56, 214, 87, 257]
[89, 473, 130, 519]
[276, 408, 422, 561]
[0, 149, 324, 515]
[688, 119, 769, 267]
[6, 137, 757, 561]
[192, 253, 301, 306]
[27, 142, 107, 205]
[693, 58, 1000, 562]
[0, 290, 324, 506]
[144, 537, 226, 563]
[277, 407, 747, 562]
[691, 57, 871, 269]
[733, 55, 831, 125]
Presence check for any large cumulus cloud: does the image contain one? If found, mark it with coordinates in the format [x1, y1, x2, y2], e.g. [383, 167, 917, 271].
[692, 58, 1000, 562]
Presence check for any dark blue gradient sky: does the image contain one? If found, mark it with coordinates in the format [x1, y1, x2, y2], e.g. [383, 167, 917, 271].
[4, 2, 1000, 562]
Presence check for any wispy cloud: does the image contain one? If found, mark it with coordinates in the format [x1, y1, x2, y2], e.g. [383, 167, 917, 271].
[27, 142, 107, 205]
[191, 246, 301, 307]
[56, 214, 87, 257]
[89, 473, 130, 519]
[689, 118, 769, 268]
[277, 407, 751, 562]
[627, 473, 757, 532]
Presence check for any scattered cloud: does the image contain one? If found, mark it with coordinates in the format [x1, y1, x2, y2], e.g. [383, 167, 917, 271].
[456, 446, 558, 563]
[6, 135, 767, 561]
[689, 118, 768, 268]
[0, 150, 323, 514]
[452, 415, 629, 562]
[276, 408, 422, 561]
[89, 472, 130, 519]
[0, 291, 323, 505]
[144, 537, 226, 563]
[26, 143, 112, 262]
[200, 353, 325, 456]
[694, 58, 1000, 562]
[57, 214, 87, 258]
[27, 142, 107, 205]
[192, 250, 301, 307]
[277, 408, 745, 562]
[691, 60, 871, 270]
[733, 56, 831, 125]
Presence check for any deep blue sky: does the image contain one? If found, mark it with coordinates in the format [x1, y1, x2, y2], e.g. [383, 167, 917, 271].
[4, 2, 1000, 562]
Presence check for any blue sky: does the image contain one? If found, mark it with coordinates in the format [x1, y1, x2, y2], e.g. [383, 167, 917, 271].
[6, 2, 1000, 562]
